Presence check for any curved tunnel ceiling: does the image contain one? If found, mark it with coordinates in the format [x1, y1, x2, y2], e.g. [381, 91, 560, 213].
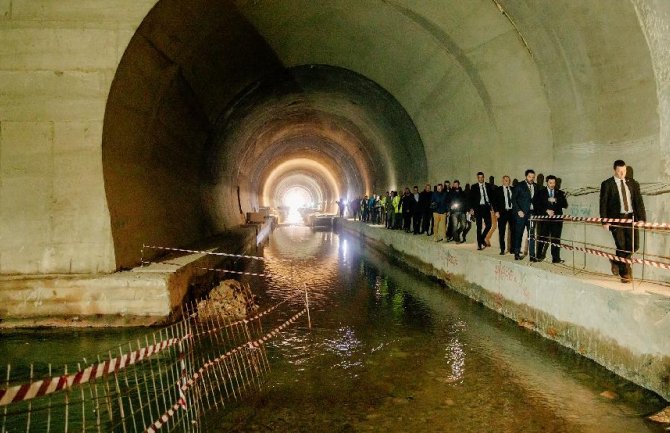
[102, 0, 661, 269]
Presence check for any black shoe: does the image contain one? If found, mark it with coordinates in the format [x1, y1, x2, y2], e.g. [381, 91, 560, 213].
[499, 251, 505, 255]
[477, 245, 483, 250]
[514, 254, 522, 260]
[611, 263, 620, 276]
[530, 257, 540, 262]
[552, 259, 564, 264]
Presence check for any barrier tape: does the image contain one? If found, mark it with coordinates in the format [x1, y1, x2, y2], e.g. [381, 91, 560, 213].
[533, 238, 670, 270]
[531, 215, 670, 230]
[144, 309, 307, 433]
[0, 337, 184, 407]
[142, 245, 268, 261]
[0, 290, 304, 407]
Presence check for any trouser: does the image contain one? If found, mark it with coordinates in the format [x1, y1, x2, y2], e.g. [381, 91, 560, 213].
[610, 215, 639, 277]
[363, 208, 369, 222]
[497, 209, 515, 253]
[386, 209, 393, 228]
[433, 212, 447, 241]
[537, 220, 563, 260]
[450, 212, 466, 242]
[475, 205, 492, 247]
[403, 213, 412, 231]
[421, 209, 432, 234]
[380, 208, 386, 225]
[514, 213, 535, 258]
[394, 212, 402, 229]
[446, 214, 453, 239]
[413, 212, 422, 234]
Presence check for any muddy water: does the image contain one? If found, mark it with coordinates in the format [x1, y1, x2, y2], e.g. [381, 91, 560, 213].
[211, 225, 666, 433]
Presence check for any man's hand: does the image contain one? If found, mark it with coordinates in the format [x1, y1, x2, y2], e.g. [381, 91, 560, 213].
[518, 211, 525, 218]
[547, 210, 555, 217]
[603, 223, 610, 231]
[495, 212, 500, 218]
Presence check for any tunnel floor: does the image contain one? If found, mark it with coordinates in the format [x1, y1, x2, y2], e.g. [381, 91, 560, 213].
[207, 225, 665, 433]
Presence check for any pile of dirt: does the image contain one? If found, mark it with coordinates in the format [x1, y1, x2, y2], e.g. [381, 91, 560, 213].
[197, 279, 259, 321]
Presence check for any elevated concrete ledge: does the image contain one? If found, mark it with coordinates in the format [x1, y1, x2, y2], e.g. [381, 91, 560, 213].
[342, 220, 670, 401]
[0, 225, 266, 328]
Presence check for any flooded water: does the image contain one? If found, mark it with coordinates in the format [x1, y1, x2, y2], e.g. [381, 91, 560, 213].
[0, 225, 667, 433]
[211, 225, 667, 433]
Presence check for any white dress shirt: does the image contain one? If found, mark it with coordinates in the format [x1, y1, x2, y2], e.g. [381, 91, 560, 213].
[614, 176, 633, 214]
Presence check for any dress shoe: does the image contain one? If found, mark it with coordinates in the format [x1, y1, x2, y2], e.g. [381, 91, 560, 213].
[477, 245, 483, 250]
[499, 251, 505, 255]
[620, 276, 631, 284]
[610, 263, 620, 276]
[530, 257, 540, 262]
[552, 259, 564, 264]
[514, 254, 522, 260]
[485, 240, 491, 247]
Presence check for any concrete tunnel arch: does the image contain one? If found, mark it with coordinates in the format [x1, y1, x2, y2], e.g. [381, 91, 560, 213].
[101, 0, 664, 271]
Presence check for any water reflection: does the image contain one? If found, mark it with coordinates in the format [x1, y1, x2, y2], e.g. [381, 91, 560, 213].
[217, 226, 666, 433]
[324, 326, 363, 371]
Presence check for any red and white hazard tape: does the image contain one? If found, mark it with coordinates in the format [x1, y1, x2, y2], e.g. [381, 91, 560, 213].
[0, 337, 185, 407]
[533, 238, 670, 270]
[531, 215, 670, 230]
[0, 294, 307, 408]
[142, 245, 268, 261]
[144, 309, 307, 433]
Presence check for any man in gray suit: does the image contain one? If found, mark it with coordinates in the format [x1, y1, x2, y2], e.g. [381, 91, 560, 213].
[599, 160, 646, 283]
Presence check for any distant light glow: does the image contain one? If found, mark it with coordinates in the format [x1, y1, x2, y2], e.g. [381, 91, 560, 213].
[282, 187, 312, 225]
[283, 188, 310, 209]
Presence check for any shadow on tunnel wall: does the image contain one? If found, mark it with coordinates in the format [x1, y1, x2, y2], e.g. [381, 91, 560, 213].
[101, 0, 426, 270]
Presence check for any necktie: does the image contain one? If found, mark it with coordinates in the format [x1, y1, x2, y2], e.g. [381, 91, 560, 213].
[529, 183, 534, 198]
[621, 179, 630, 212]
[506, 187, 511, 209]
[481, 184, 488, 204]
[549, 189, 553, 198]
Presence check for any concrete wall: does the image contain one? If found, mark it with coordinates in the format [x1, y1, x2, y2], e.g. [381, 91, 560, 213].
[0, 0, 156, 274]
[342, 220, 670, 400]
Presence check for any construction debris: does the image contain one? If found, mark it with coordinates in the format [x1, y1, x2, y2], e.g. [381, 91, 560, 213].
[197, 279, 259, 321]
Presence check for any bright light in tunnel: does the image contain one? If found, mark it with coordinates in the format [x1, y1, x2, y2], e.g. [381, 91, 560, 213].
[283, 188, 310, 209]
[282, 187, 312, 225]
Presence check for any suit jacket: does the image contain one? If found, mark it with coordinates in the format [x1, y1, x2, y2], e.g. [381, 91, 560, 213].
[401, 193, 416, 215]
[418, 190, 433, 211]
[512, 181, 537, 215]
[492, 185, 515, 213]
[533, 188, 568, 216]
[599, 177, 646, 221]
[469, 182, 494, 211]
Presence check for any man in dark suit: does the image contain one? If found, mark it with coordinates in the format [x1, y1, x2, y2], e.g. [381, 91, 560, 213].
[493, 175, 515, 255]
[512, 169, 537, 261]
[418, 183, 433, 235]
[533, 175, 568, 263]
[401, 187, 416, 233]
[469, 171, 494, 250]
[599, 160, 646, 283]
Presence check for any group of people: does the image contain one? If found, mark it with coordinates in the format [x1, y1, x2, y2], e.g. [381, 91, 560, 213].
[342, 160, 645, 283]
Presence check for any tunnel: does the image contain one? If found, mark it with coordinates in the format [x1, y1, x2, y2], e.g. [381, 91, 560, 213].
[2, 0, 670, 428]
[100, 0, 665, 270]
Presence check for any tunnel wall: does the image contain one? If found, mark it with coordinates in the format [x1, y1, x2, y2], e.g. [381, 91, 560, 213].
[102, 0, 283, 269]
[2, 0, 670, 275]
[0, 0, 156, 274]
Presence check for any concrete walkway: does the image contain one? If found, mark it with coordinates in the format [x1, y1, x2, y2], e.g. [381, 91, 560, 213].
[342, 219, 670, 401]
